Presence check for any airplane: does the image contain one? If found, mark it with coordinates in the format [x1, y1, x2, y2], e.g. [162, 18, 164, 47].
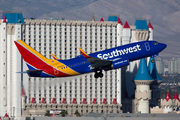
[14, 39, 166, 78]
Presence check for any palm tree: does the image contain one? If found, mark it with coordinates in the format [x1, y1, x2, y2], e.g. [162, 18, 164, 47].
[45, 110, 50, 116]
[60, 110, 68, 117]
[74, 110, 81, 117]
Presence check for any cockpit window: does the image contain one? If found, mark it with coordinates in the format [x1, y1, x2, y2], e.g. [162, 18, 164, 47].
[153, 42, 159, 45]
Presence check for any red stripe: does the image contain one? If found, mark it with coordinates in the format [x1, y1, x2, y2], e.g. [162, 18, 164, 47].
[52, 56, 57, 60]
[80, 51, 91, 58]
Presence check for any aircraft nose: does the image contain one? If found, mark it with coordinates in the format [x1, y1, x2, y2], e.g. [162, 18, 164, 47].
[160, 43, 167, 50]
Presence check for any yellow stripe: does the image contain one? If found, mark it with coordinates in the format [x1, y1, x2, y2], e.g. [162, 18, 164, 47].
[17, 39, 80, 76]
[51, 53, 58, 60]
[79, 47, 89, 57]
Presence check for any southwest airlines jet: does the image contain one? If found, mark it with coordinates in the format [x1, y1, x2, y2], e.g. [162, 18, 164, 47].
[14, 40, 166, 78]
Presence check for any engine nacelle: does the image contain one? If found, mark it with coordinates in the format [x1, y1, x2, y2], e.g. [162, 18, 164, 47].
[111, 58, 129, 69]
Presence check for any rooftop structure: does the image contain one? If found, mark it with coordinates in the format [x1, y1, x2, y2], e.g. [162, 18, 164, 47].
[148, 22, 153, 29]
[173, 92, 180, 101]
[100, 17, 104, 22]
[135, 20, 148, 30]
[3, 13, 24, 23]
[134, 59, 154, 80]
[148, 57, 162, 84]
[108, 15, 118, 22]
[117, 17, 123, 25]
[165, 90, 171, 101]
[123, 21, 130, 28]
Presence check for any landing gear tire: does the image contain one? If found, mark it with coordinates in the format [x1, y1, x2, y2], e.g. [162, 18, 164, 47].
[151, 59, 155, 63]
[94, 73, 99, 78]
[94, 72, 103, 78]
[99, 72, 103, 78]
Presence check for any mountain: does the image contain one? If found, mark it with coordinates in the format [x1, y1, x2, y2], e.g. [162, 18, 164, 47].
[1, 0, 180, 60]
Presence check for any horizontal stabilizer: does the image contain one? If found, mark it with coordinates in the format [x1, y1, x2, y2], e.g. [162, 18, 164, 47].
[26, 70, 43, 77]
[16, 71, 27, 73]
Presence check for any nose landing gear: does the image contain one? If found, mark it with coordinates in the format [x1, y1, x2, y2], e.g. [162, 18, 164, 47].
[150, 57, 155, 63]
[151, 59, 155, 63]
[94, 71, 103, 78]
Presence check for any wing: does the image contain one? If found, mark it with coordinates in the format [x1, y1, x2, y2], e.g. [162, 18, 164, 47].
[79, 48, 112, 70]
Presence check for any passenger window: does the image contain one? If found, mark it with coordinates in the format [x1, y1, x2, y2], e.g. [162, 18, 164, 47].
[153, 42, 159, 45]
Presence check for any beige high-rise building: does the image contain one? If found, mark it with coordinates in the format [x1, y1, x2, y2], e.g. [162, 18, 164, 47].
[177, 57, 180, 74]
[155, 57, 164, 74]
[168, 58, 178, 74]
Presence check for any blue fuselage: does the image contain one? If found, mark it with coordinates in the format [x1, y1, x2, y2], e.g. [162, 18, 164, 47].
[57, 41, 166, 75]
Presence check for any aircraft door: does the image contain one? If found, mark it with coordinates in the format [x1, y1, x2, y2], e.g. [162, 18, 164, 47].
[145, 42, 150, 51]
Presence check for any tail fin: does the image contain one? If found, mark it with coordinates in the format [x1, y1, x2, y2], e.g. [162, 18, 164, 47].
[14, 40, 49, 70]
[51, 53, 58, 60]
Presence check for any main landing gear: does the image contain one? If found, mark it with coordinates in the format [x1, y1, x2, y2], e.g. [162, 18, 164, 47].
[94, 71, 103, 78]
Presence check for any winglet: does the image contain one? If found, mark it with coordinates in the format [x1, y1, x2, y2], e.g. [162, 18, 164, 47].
[79, 48, 91, 58]
[51, 53, 58, 60]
